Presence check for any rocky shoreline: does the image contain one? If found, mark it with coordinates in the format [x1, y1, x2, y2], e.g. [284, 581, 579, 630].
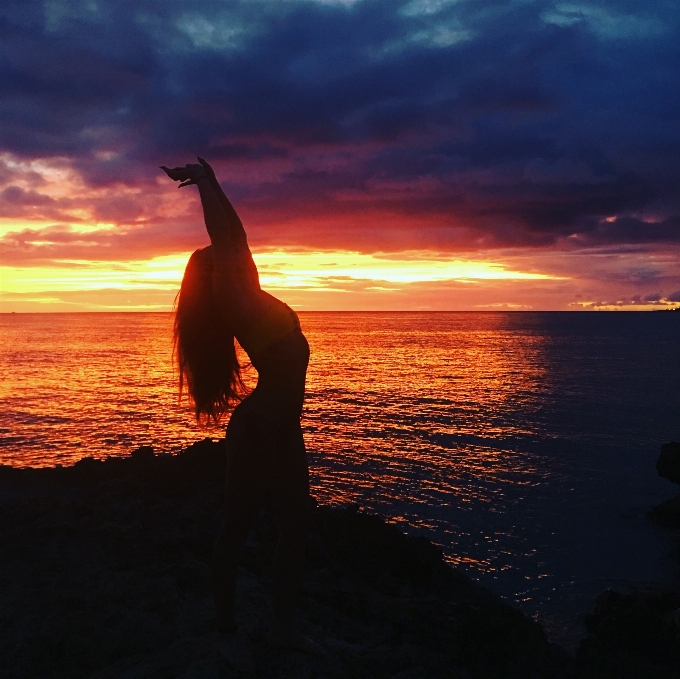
[1, 440, 679, 678]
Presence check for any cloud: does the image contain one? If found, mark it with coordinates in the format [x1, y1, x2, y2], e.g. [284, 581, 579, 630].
[0, 286, 177, 311]
[574, 294, 680, 309]
[541, 3, 666, 40]
[0, 0, 678, 264]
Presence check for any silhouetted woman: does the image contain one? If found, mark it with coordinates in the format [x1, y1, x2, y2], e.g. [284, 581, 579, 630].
[162, 159, 315, 653]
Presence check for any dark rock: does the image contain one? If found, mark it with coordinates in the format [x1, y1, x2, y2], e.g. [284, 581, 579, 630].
[72, 455, 103, 470]
[656, 441, 680, 484]
[0, 440, 570, 679]
[70, 455, 106, 482]
[130, 445, 154, 461]
[649, 443, 680, 527]
[576, 589, 680, 678]
[648, 493, 680, 528]
[176, 436, 227, 480]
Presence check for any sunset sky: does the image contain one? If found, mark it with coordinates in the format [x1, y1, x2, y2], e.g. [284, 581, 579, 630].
[1, 0, 679, 311]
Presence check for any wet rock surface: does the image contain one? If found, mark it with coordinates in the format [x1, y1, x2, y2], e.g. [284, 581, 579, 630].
[3, 439, 680, 679]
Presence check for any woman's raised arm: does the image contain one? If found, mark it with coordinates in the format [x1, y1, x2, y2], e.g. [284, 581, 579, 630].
[161, 162, 261, 292]
[197, 157, 249, 249]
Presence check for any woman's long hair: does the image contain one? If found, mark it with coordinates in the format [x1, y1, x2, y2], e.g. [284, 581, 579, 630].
[174, 247, 246, 423]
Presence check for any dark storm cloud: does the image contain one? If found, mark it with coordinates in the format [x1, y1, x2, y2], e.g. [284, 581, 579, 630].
[569, 215, 680, 247]
[1, 0, 679, 251]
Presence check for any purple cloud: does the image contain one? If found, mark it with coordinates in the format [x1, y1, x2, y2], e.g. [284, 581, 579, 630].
[0, 0, 678, 257]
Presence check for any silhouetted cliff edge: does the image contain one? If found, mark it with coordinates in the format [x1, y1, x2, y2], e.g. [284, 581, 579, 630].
[1, 440, 678, 678]
[649, 441, 680, 527]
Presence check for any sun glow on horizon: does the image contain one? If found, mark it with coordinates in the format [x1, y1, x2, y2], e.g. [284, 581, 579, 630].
[1, 250, 559, 290]
[0, 249, 563, 311]
[255, 250, 559, 287]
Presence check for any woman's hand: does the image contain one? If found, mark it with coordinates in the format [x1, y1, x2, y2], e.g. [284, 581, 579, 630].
[160, 162, 207, 188]
[197, 157, 218, 183]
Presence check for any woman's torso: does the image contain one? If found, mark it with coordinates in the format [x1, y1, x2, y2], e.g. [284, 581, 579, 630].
[210, 252, 310, 429]
[236, 292, 301, 361]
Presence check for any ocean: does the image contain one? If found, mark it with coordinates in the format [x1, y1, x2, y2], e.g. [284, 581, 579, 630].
[1, 311, 679, 645]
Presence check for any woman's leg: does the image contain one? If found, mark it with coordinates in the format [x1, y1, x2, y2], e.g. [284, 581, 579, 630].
[213, 411, 310, 639]
[212, 511, 251, 632]
[255, 330, 311, 640]
[212, 398, 260, 631]
[270, 424, 310, 637]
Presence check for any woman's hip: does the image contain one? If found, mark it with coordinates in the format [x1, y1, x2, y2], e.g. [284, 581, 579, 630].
[223, 405, 309, 519]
